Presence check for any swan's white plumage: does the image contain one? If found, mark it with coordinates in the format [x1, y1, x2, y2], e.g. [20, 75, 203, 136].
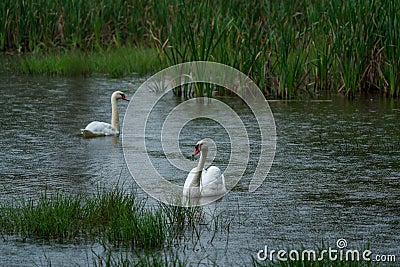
[81, 91, 128, 137]
[183, 139, 226, 198]
[82, 121, 119, 136]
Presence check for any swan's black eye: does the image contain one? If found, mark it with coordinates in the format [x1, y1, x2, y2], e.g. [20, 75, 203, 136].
[194, 144, 200, 150]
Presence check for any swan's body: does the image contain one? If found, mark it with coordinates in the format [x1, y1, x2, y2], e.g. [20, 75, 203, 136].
[183, 139, 226, 198]
[82, 121, 119, 137]
[81, 91, 129, 137]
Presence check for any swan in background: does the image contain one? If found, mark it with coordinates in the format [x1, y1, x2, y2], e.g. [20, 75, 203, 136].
[183, 139, 227, 198]
[81, 91, 129, 137]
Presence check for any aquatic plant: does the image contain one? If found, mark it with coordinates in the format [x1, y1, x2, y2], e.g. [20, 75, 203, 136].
[10, 46, 160, 77]
[0, 187, 201, 249]
[1, 0, 399, 98]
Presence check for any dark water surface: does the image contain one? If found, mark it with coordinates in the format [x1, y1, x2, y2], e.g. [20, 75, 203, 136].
[0, 73, 399, 266]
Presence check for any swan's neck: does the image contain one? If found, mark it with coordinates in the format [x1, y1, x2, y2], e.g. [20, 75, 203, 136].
[196, 146, 207, 171]
[189, 147, 207, 188]
[111, 97, 119, 130]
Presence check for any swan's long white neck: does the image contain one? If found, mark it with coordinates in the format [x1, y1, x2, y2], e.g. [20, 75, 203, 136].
[196, 145, 208, 171]
[190, 145, 207, 189]
[111, 96, 119, 130]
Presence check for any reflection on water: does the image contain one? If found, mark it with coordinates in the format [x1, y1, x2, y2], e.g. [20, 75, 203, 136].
[0, 73, 399, 265]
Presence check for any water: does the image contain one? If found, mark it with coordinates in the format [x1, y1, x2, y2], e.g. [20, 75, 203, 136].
[0, 73, 399, 266]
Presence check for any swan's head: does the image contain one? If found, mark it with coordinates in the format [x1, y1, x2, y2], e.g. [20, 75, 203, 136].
[192, 139, 208, 156]
[112, 91, 129, 101]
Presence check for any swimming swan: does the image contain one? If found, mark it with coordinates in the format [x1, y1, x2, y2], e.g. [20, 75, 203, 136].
[183, 139, 227, 197]
[81, 91, 129, 137]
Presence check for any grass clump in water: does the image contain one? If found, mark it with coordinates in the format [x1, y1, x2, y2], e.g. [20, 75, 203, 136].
[0, 187, 200, 250]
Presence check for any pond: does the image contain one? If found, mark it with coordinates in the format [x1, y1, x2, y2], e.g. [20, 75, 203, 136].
[0, 73, 399, 266]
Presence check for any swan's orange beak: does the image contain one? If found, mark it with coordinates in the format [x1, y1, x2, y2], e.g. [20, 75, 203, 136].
[122, 95, 129, 101]
[192, 145, 201, 156]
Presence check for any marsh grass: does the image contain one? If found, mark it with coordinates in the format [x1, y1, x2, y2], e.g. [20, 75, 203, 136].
[0, 187, 237, 266]
[11, 46, 160, 77]
[152, 0, 400, 98]
[2, 0, 400, 98]
[0, 187, 203, 250]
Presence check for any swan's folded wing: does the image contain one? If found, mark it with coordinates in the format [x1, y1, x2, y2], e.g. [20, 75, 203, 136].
[201, 166, 222, 185]
[83, 121, 118, 136]
[200, 167, 226, 196]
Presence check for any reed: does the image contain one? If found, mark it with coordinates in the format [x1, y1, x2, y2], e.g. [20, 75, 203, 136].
[2, 0, 399, 98]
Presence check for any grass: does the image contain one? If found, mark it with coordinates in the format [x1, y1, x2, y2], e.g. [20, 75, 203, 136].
[0, 186, 234, 266]
[9, 46, 161, 77]
[0, 187, 201, 250]
[1, 0, 400, 98]
[0, 188, 393, 266]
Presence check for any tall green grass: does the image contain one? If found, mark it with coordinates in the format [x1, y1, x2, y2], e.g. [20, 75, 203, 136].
[2, 0, 399, 98]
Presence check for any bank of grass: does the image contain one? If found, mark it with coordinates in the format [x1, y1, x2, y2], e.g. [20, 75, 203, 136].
[0, 187, 200, 250]
[2, 0, 400, 98]
[11, 46, 161, 77]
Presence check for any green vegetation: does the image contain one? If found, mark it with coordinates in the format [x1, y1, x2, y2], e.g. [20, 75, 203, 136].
[0, 187, 200, 249]
[0, 187, 205, 265]
[11, 46, 161, 77]
[1, 0, 399, 98]
[0, 187, 392, 266]
[0, 186, 235, 266]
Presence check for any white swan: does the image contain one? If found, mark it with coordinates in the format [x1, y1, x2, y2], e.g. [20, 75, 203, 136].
[81, 91, 129, 137]
[183, 139, 227, 198]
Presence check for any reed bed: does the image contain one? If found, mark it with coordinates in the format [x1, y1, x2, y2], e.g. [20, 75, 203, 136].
[1, 0, 399, 98]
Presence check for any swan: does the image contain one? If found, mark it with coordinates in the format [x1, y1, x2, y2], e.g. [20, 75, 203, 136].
[183, 139, 227, 198]
[81, 91, 129, 137]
